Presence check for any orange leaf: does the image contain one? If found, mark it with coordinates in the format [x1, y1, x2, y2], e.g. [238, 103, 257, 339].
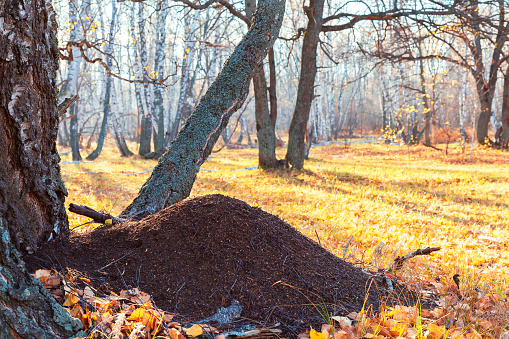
[128, 308, 157, 329]
[63, 293, 80, 307]
[184, 324, 204, 337]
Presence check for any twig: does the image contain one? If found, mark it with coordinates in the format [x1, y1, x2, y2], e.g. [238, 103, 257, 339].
[68, 204, 125, 224]
[315, 230, 322, 247]
[423, 143, 442, 151]
[97, 250, 135, 271]
[393, 246, 441, 270]
[58, 95, 79, 117]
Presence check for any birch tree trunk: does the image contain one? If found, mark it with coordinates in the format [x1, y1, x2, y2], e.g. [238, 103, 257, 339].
[0, 0, 84, 335]
[111, 81, 134, 156]
[121, 0, 286, 219]
[87, 0, 117, 160]
[138, 2, 155, 152]
[169, 10, 199, 141]
[60, 0, 88, 160]
[130, 3, 149, 156]
[153, 0, 169, 150]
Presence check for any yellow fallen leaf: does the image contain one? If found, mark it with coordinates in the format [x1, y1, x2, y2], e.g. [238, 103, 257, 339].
[63, 293, 80, 307]
[184, 324, 204, 337]
[427, 323, 446, 339]
[310, 327, 327, 339]
[128, 308, 157, 329]
[105, 219, 112, 226]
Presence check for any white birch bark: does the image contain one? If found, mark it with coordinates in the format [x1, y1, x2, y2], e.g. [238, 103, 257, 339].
[137, 2, 156, 131]
[153, 0, 169, 147]
[170, 9, 199, 140]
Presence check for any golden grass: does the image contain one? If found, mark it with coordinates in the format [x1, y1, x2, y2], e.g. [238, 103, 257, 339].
[60, 138, 509, 292]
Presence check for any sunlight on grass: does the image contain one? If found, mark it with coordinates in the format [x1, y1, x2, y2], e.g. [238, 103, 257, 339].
[60, 138, 509, 291]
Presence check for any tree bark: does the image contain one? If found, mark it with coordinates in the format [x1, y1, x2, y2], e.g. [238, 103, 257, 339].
[0, 0, 84, 335]
[121, 0, 286, 220]
[285, 0, 324, 169]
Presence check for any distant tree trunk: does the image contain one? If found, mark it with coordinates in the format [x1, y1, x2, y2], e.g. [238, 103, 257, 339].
[111, 81, 134, 157]
[268, 48, 278, 127]
[121, 0, 286, 219]
[286, 0, 324, 169]
[0, 0, 84, 336]
[129, 4, 150, 156]
[138, 2, 154, 152]
[418, 47, 432, 146]
[246, 0, 279, 168]
[153, 0, 168, 150]
[170, 10, 199, 141]
[70, 104, 82, 161]
[501, 68, 509, 148]
[60, 0, 88, 160]
[87, 0, 117, 160]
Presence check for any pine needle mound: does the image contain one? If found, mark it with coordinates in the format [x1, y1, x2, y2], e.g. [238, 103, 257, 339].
[27, 194, 412, 327]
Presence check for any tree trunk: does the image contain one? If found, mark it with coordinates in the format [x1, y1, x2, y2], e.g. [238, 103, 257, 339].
[246, 0, 279, 169]
[418, 48, 432, 145]
[60, 0, 88, 161]
[0, 0, 84, 335]
[285, 0, 324, 169]
[153, 0, 169, 150]
[111, 81, 134, 157]
[253, 66, 278, 168]
[87, 0, 117, 160]
[268, 48, 278, 128]
[138, 2, 154, 152]
[121, 0, 286, 220]
[129, 3, 150, 156]
[500, 68, 509, 148]
[170, 10, 199, 142]
[70, 103, 82, 161]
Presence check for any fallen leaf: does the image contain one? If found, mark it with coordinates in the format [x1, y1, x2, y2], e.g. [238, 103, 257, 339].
[128, 308, 157, 329]
[33, 269, 51, 284]
[184, 324, 204, 337]
[427, 323, 446, 339]
[310, 328, 326, 339]
[63, 293, 80, 307]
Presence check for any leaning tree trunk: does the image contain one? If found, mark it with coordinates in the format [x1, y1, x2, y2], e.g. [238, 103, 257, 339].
[0, 0, 84, 336]
[285, 0, 324, 169]
[121, 0, 286, 220]
[87, 0, 117, 160]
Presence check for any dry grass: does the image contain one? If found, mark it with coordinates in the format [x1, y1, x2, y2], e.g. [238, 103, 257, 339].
[61, 139, 509, 288]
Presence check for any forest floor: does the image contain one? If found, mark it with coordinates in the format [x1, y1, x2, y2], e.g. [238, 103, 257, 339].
[51, 138, 509, 338]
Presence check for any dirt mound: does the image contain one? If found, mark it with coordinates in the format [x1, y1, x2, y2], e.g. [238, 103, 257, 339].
[26, 194, 412, 329]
